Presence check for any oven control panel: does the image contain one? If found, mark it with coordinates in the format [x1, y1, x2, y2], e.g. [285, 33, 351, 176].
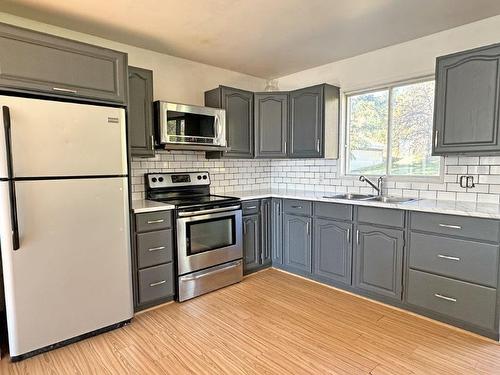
[146, 172, 210, 188]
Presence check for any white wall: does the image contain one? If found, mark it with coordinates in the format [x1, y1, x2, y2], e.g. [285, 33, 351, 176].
[0, 12, 266, 105]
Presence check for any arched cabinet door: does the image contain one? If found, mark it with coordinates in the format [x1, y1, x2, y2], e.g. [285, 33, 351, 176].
[284, 214, 312, 273]
[254, 93, 288, 158]
[434, 44, 500, 154]
[354, 225, 404, 300]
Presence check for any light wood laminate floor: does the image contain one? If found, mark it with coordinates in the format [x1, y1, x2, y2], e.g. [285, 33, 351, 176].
[1, 268, 500, 374]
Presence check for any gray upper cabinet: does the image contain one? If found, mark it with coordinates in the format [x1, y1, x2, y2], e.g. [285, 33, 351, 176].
[0, 22, 127, 105]
[243, 214, 261, 273]
[433, 43, 500, 155]
[354, 225, 404, 300]
[254, 92, 288, 158]
[313, 219, 352, 286]
[205, 86, 254, 158]
[284, 214, 312, 273]
[128, 66, 154, 157]
[289, 84, 340, 158]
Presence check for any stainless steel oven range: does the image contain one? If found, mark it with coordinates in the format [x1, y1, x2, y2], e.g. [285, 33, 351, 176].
[145, 172, 242, 301]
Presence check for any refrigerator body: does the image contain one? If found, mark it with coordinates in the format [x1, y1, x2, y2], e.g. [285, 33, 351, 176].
[0, 96, 133, 359]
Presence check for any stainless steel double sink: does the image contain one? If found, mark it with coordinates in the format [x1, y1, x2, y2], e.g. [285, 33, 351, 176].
[323, 193, 418, 204]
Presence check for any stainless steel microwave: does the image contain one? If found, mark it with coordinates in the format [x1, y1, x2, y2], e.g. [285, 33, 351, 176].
[155, 101, 226, 147]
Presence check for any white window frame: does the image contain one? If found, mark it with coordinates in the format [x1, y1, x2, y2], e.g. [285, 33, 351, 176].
[341, 76, 444, 183]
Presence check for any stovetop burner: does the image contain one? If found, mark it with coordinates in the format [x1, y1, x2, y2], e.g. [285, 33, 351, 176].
[145, 171, 240, 210]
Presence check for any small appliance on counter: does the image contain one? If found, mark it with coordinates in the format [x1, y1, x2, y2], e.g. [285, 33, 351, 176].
[154, 101, 228, 151]
[145, 172, 243, 301]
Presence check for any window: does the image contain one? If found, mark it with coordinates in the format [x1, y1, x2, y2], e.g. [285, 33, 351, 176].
[345, 79, 440, 177]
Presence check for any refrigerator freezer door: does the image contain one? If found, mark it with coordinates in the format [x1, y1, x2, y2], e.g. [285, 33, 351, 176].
[0, 96, 127, 177]
[0, 177, 133, 357]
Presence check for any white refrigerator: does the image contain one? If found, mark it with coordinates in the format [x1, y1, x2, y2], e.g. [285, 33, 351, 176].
[0, 95, 133, 360]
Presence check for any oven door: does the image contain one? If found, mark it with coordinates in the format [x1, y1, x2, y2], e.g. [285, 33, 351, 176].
[176, 207, 242, 275]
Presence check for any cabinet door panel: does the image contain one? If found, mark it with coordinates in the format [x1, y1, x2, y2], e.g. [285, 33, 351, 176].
[128, 66, 154, 157]
[243, 214, 260, 273]
[0, 23, 127, 104]
[284, 214, 312, 273]
[354, 225, 403, 300]
[434, 44, 500, 154]
[255, 93, 288, 158]
[271, 199, 283, 264]
[313, 219, 352, 285]
[222, 87, 254, 158]
[289, 85, 323, 158]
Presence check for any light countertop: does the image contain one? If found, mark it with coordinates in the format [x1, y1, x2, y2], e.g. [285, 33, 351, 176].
[229, 189, 500, 220]
[131, 199, 175, 213]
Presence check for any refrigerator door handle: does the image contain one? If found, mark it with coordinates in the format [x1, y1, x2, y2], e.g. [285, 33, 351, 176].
[3, 106, 20, 250]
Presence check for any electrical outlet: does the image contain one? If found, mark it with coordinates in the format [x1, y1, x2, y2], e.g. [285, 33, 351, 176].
[459, 175, 476, 188]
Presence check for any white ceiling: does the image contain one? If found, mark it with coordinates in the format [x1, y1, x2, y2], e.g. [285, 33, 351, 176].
[3, 0, 500, 78]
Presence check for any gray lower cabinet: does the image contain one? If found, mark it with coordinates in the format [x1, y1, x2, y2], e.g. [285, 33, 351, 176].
[284, 213, 312, 273]
[271, 199, 283, 265]
[433, 43, 500, 155]
[243, 214, 261, 273]
[133, 210, 175, 311]
[205, 86, 254, 158]
[0, 22, 127, 104]
[261, 199, 272, 266]
[313, 218, 352, 286]
[354, 224, 404, 300]
[128, 66, 155, 157]
[254, 92, 288, 158]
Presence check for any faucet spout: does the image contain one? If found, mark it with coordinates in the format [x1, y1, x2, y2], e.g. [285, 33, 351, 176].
[359, 175, 384, 196]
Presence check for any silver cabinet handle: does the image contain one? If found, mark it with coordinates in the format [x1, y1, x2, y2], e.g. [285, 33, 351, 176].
[149, 280, 166, 287]
[356, 230, 360, 245]
[306, 221, 310, 236]
[434, 130, 439, 148]
[147, 219, 165, 224]
[346, 228, 351, 243]
[151, 135, 155, 151]
[434, 293, 456, 303]
[53, 87, 77, 94]
[438, 223, 462, 230]
[148, 246, 166, 252]
[437, 254, 460, 261]
[316, 139, 320, 152]
[284, 141, 287, 154]
[246, 206, 257, 210]
[292, 205, 303, 209]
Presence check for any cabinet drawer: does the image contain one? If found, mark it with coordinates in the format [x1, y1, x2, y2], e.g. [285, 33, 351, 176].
[409, 233, 499, 287]
[135, 211, 171, 232]
[314, 202, 352, 220]
[407, 269, 497, 330]
[411, 212, 499, 242]
[137, 230, 173, 269]
[138, 263, 174, 304]
[357, 206, 404, 228]
[283, 199, 312, 216]
[242, 200, 260, 215]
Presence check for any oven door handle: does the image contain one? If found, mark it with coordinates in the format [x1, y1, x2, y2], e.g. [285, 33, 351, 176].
[178, 205, 241, 217]
[181, 260, 242, 281]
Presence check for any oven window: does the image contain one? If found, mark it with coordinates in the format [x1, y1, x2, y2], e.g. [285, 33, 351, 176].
[186, 216, 235, 255]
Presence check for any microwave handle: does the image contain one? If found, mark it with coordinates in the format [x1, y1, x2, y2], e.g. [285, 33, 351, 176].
[216, 114, 223, 138]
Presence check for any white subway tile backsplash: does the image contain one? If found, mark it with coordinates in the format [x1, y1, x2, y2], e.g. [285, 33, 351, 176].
[130, 153, 500, 204]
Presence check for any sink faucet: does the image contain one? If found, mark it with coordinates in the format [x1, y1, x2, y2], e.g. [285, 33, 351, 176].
[359, 175, 385, 196]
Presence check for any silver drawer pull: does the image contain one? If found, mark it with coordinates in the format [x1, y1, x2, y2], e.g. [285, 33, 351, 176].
[147, 219, 165, 224]
[149, 280, 166, 287]
[438, 223, 462, 230]
[148, 246, 166, 252]
[434, 293, 457, 303]
[437, 254, 461, 261]
[291, 205, 303, 209]
[53, 87, 77, 94]
[245, 206, 257, 210]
